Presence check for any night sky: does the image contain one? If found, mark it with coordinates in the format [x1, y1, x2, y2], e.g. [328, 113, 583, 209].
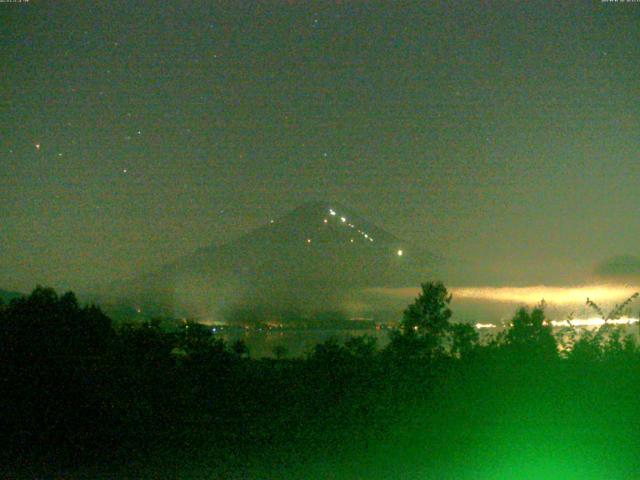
[2, 1, 639, 292]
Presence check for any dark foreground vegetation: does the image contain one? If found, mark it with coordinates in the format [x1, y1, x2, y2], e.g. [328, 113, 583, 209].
[2, 284, 640, 479]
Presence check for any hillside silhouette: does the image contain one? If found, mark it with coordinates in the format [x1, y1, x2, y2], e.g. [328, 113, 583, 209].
[99, 201, 440, 323]
[3, 283, 640, 479]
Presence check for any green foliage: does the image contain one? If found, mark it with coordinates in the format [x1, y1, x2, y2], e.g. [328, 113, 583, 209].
[0, 286, 113, 359]
[401, 281, 452, 336]
[503, 303, 557, 360]
[344, 335, 378, 359]
[449, 322, 479, 359]
[8, 281, 640, 478]
[272, 344, 288, 359]
[558, 291, 640, 361]
[564, 324, 637, 363]
[308, 336, 379, 366]
[232, 338, 249, 358]
[389, 281, 453, 360]
[310, 337, 349, 363]
[586, 292, 639, 323]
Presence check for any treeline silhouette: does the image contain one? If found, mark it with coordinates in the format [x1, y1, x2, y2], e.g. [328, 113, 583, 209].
[2, 283, 640, 478]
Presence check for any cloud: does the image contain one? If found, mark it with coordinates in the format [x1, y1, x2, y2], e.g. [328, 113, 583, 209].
[367, 285, 640, 306]
[595, 255, 640, 279]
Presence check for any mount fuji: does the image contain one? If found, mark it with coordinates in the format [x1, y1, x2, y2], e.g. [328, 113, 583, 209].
[98, 201, 441, 323]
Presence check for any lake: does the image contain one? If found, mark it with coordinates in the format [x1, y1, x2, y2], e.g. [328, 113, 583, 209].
[214, 327, 392, 358]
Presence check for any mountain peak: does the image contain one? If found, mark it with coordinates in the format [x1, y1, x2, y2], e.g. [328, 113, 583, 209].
[279, 200, 348, 219]
[104, 201, 440, 323]
[270, 201, 398, 245]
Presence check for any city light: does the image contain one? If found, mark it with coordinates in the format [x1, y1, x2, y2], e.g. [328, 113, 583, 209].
[550, 317, 638, 327]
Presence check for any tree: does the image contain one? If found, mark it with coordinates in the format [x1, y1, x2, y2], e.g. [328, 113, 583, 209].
[232, 338, 249, 358]
[559, 293, 639, 361]
[272, 345, 288, 360]
[586, 292, 639, 324]
[389, 281, 453, 360]
[504, 303, 557, 360]
[0, 286, 113, 359]
[310, 337, 349, 364]
[344, 335, 377, 359]
[449, 322, 479, 359]
[0, 287, 117, 447]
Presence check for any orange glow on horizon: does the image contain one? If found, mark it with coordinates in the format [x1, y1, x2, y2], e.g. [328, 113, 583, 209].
[367, 284, 640, 306]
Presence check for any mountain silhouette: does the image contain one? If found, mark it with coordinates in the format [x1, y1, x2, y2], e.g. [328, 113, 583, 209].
[101, 201, 440, 323]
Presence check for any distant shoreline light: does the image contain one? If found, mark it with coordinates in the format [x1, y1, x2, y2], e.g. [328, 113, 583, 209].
[475, 317, 638, 330]
[550, 317, 638, 327]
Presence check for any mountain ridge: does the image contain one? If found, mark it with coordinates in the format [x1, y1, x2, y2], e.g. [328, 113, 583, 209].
[97, 201, 441, 323]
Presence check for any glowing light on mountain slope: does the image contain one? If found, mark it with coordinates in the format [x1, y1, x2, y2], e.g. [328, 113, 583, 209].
[326, 208, 376, 242]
